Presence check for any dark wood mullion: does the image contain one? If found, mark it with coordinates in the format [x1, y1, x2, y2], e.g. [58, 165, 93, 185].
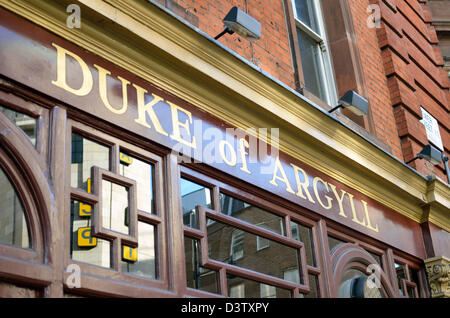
[204, 207, 303, 249]
[198, 205, 309, 293]
[386, 249, 401, 297]
[215, 268, 227, 297]
[166, 153, 186, 296]
[205, 258, 309, 294]
[137, 210, 162, 225]
[183, 226, 204, 240]
[307, 266, 321, 275]
[317, 219, 332, 298]
[70, 188, 99, 205]
[111, 144, 120, 175]
[47, 106, 67, 297]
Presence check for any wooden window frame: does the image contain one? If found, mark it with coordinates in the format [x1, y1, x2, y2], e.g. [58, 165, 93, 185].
[391, 253, 429, 298]
[63, 120, 169, 297]
[324, 221, 429, 298]
[179, 165, 325, 298]
[0, 85, 52, 295]
[0, 89, 49, 169]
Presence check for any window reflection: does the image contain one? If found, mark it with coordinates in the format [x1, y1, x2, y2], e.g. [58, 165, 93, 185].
[220, 193, 285, 236]
[207, 219, 300, 284]
[291, 221, 315, 266]
[120, 153, 155, 214]
[122, 222, 156, 279]
[101, 180, 129, 235]
[0, 105, 37, 146]
[395, 262, 406, 296]
[180, 178, 212, 228]
[227, 276, 291, 298]
[328, 235, 346, 252]
[0, 166, 30, 248]
[71, 133, 109, 190]
[294, 0, 320, 34]
[304, 274, 320, 298]
[408, 268, 421, 297]
[70, 200, 111, 268]
[184, 236, 219, 294]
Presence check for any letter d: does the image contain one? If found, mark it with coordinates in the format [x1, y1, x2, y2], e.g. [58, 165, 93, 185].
[52, 43, 93, 96]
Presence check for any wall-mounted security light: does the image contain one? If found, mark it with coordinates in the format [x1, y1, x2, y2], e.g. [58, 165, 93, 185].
[405, 144, 442, 166]
[328, 90, 369, 116]
[442, 153, 449, 184]
[214, 6, 261, 41]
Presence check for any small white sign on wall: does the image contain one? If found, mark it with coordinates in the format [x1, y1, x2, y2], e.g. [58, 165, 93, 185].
[420, 107, 444, 151]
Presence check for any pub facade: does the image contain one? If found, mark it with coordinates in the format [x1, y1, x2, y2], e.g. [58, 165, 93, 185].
[0, 0, 448, 298]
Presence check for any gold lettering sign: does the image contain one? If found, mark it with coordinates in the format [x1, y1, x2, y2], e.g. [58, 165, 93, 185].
[51, 43, 380, 234]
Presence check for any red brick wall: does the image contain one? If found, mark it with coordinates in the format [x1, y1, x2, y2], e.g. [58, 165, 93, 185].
[371, 0, 449, 180]
[348, 0, 403, 159]
[156, 0, 449, 180]
[167, 0, 296, 89]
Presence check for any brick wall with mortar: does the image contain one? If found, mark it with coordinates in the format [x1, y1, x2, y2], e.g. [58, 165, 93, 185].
[372, 0, 449, 180]
[153, 0, 449, 181]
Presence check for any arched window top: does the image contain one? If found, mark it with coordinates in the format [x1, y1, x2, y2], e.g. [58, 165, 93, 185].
[0, 165, 30, 249]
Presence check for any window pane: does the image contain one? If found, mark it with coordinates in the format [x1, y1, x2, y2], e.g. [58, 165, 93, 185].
[328, 235, 346, 252]
[294, 0, 320, 34]
[180, 178, 212, 228]
[71, 133, 109, 190]
[367, 250, 383, 269]
[304, 274, 320, 298]
[297, 28, 326, 101]
[119, 153, 155, 214]
[0, 105, 37, 146]
[0, 167, 30, 248]
[122, 222, 156, 279]
[227, 276, 291, 298]
[70, 200, 111, 268]
[395, 262, 406, 296]
[291, 221, 315, 266]
[207, 219, 300, 284]
[407, 286, 416, 298]
[220, 193, 285, 236]
[409, 268, 421, 293]
[260, 283, 276, 298]
[184, 236, 219, 294]
[101, 180, 129, 235]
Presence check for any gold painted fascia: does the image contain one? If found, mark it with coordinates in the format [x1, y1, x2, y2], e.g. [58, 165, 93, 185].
[423, 179, 450, 230]
[1, 0, 449, 230]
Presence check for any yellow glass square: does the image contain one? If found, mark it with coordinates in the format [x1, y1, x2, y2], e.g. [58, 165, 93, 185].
[123, 245, 137, 262]
[120, 153, 133, 166]
[79, 202, 92, 217]
[77, 227, 97, 247]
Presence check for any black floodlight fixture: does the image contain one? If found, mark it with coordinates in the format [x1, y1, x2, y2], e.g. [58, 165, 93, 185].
[405, 144, 442, 166]
[328, 90, 369, 116]
[442, 153, 449, 184]
[214, 6, 261, 41]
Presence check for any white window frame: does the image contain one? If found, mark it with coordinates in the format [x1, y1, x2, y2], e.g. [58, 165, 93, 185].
[230, 230, 244, 261]
[230, 283, 245, 298]
[256, 235, 270, 251]
[260, 283, 276, 298]
[292, 0, 337, 106]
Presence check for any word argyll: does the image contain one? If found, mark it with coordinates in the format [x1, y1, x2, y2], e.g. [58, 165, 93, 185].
[181, 302, 269, 315]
